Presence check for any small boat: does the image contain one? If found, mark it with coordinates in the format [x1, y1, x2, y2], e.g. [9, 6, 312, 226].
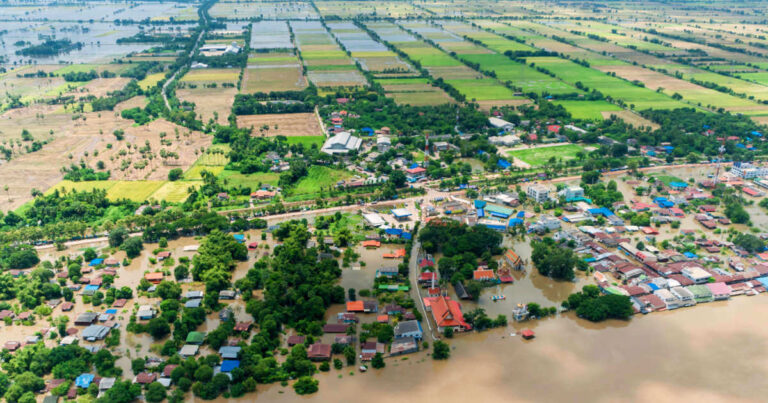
[359, 365, 368, 373]
[491, 295, 506, 301]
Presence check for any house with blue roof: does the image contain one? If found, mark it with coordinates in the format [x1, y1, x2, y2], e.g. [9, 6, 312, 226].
[89, 258, 104, 267]
[233, 234, 245, 243]
[497, 159, 512, 170]
[220, 360, 240, 372]
[76, 374, 95, 388]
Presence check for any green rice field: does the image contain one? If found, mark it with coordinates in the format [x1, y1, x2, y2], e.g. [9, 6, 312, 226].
[508, 144, 587, 166]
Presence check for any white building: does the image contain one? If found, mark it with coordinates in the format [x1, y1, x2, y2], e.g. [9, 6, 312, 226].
[731, 162, 768, 179]
[377, 136, 391, 152]
[321, 132, 362, 154]
[564, 125, 587, 134]
[488, 117, 514, 132]
[362, 212, 386, 228]
[488, 135, 520, 147]
[681, 266, 712, 284]
[527, 185, 550, 203]
[558, 186, 585, 200]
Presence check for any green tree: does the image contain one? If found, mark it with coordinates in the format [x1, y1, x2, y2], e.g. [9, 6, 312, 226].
[293, 376, 318, 395]
[433, 340, 450, 360]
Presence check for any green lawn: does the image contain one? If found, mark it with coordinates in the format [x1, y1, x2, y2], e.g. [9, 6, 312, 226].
[508, 144, 587, 166]
[218, 170, 281, 188]
[292, 166, 354, 195]
[286, 136, 325, 148]
[651, 174, 684, 186]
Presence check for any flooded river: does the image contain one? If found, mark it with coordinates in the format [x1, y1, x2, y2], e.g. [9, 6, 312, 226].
[195, 295, 768, 403]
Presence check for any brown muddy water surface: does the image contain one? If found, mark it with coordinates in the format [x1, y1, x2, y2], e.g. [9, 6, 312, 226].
[198, 296, 768, 403]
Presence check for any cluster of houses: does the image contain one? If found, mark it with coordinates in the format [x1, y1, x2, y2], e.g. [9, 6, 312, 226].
[296, 299, 424, 362]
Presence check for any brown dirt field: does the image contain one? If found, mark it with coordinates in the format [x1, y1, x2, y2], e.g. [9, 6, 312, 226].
[241, 67, 307, 93]
[0, 99, 211, 210]
[177, 87, 237, 125]
[93, 118, 212, 181]
[114, 96, 149, 113]
[66, 77, 132, 99]
[476, 99, 531, 111]
[602, 110, 660, 130]
[236, 113, 323, 136]
[750, 116, 768, 125]
[594, 65, 703, 91]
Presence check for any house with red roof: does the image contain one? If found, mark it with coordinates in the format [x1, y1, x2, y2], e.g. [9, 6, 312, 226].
[473, 268, 496, 281]
[423, 295, 471, 333]
[546, 125, 561, 134]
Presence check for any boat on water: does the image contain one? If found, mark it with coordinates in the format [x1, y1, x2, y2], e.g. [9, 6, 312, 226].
[491, 295, 506, 301]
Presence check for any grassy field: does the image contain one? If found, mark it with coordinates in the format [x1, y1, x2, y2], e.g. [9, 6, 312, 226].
[149, 181, 199, 202]
[218, 170, 281, 187]
[651, 174, 685, 186]
[185, 165, 226, 180]
[138, 73, 165, 90]
[285, 135, 325, 148]
[508, 144, 587, 166]
[181, 68, 240, 83]
[292, 166, 354, 195]
[106, 181, 166, 202]
[553, 100, 623, 120]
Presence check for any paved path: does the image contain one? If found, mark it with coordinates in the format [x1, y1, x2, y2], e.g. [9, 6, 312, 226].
[162, 11, 207, 110]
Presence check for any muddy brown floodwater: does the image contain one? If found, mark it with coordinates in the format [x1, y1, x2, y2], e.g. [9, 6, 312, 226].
[193, 295, 768, 403]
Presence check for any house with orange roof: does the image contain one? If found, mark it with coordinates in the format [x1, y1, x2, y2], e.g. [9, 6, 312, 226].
[503, 250, 523, 270]
[423, 296, 471, 333]
[361, 240, 381, 248]
[144, 272, 164, 284]
[473, 268, 496, 281]
[346, 300, 364, 312]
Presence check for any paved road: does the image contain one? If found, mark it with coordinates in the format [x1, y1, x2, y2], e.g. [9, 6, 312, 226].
[162, 11, 207, 110]
[408, 240, 439, 342]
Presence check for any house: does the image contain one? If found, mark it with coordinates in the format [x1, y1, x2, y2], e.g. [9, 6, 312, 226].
[670, 287, 696, 307]
[391, 208, 411, 221]
[179, 344, 199, 357]
[707, 282, 731, 300]
[488, 117, 515, 132]
[157, 251, 171, 261]
[98, 377, 115, 392]
[82, 325, 110, 341]
[346, 300, 364, 312]
[137, 305, 155, 320]
[234, 321, 252, 332]
[394, 320, 423, 339]
[74, 312, 99, 326]
[61, 302, 74, 312]
[219, 346, 241, 360]
[185, 299, 202, 308]
[488, 134, 520, 146]
[404, 167, 426, 182]
[307, 343, 332, 361]
[558, 186, 585, 200]
[527, 185, 550, 203]
[250, 189, 277, 200]
[190, 62, 208, 69]
[134, 372, 157, 385]
[287, 335, 306, 346]
[682, 266, 712, 284]
[3, 341, 20, 351]
[219, 290, 236, 300]
[220, 360, 240, 373]
[423, 295, 471, 332]
[377, 136, 391, 152]
[75, 374, 95, 389]
[186, 291, 204, 299]
[686, 285, 714, 303]
[186, 331, 205, 345]
[731, 162, 768, 179]
[390, 337, 419, 356]
[162, 365, 178, 379]
[321, 132, 362, 154]
[144, 272, 163, 284]
[653, 289, 681, 310]
[376, 266, 399, 278]
[473, 268, 495, 281]
[363, 212, 386, 227]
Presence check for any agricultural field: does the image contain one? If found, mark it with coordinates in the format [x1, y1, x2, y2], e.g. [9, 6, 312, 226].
[217, 170, 281, 188]
[179, 68, 239, 84]
[552, 100, 623, 121]
[328, 22, 415, 76]
[291, 21, 368, 87]
[286, 135, 325, 149]
[315, 1, 428, 18]
[209, 0, 318, 19]
[377, 77, 455, 106]
[508, 144, 587, 167]
[251, 21, 294, 50]
[236, 113, 323, 137]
